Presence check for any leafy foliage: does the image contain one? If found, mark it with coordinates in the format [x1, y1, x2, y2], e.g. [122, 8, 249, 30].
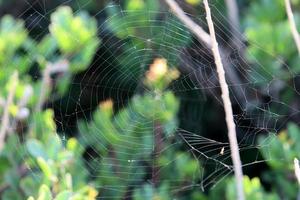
[0, 0, 300, 199]
[50, 6, 100, 72]
[258, 123, 300, 199]
[78, 60, 202, 199]
[244, 0, 300, 83]
[0, 5, 100, 200]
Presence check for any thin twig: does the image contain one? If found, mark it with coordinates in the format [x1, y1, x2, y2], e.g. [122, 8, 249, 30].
[164, 0, 248, 109]
[203, 0, 245, 199]
[17, 85, 33, 109]
[0, 71, 18, 151]
[164, 0, 245, 198]
[285, 0, 300, 55]
[165, 0, 211, 48]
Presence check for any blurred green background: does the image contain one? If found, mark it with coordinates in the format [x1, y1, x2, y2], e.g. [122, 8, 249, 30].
[0, 0, 300, 199]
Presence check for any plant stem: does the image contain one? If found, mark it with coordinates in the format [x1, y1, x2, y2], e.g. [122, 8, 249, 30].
[35, 59, 69, 112]
[35, 66, 51, 112]
[285, 0, 300, 55]
[203, 0, 245, 199]
[0, 71, 18, 151]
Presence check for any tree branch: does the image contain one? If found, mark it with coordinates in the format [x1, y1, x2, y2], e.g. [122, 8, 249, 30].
[164, 0, 248, 109]
[285, 0, 300, 55]
[0, 71, 18, 151]
[203, 1, 245, 199]
[164, 0, 211, 48]
[35, 59, 69, 112]
[164, 0, 245, 199]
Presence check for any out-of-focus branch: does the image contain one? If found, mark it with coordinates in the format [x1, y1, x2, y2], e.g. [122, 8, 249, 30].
[225, 0, 240, 32]
[224, 0, 244, 50]
[35, 59, 69, 112]
[203, 1, 245, 200]
[285, 0, 300, 55]
[0, 71, 18, 151]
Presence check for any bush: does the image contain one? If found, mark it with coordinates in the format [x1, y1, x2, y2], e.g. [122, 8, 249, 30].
[0, 0, 300, 199]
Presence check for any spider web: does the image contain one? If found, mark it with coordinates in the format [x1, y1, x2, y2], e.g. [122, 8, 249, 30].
[7, 0, 300, 198]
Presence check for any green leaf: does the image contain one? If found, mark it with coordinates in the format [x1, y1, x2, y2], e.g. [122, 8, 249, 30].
[37, 157, 54, 183]
[37, 185, 52, 200]
[2, 188, 23, 200]
[31, 110, 56, 140]
[54, 191, 72, 200]
[0, 15, 27, 64]
[37, 35, 57, 60]
[20, 175, 41, 197]
[46, 134, 62, 160]
[26, 139, 47, 159]
[49, 6, 100, 73]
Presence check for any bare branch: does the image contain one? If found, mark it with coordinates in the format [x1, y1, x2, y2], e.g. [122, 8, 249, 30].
[203, 0, 245, 199]
[165, 0, 212, 48]
[0, 71, 18, 151]
[224, 0, 244, 50]
[285, 0, 300, 55]
[164, 0, 245, 198]
[164, 0, 248, 109]
[35, 59, 69, 112]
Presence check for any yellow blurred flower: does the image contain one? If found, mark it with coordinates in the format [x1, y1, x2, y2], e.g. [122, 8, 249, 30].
[99, 99, 113, 110]
[185, 0, 201, 6]
[168, 68, 180, 81]
[146, 58, 168, 82]
[88, 186, 98, 199]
